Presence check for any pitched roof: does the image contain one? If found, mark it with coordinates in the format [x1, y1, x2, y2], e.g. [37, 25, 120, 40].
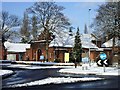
[49, 33, 98, 49]
[4, 41, 30, 53]
[101, 37, 120, 47]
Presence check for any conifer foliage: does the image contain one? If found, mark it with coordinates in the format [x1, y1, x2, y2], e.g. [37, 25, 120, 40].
[84, 24, 88, 34]
[32, 15, 38, 40]
[73, 27, 82, 63]
[20, 12, 30, 43]
[1, 11, 20, 42]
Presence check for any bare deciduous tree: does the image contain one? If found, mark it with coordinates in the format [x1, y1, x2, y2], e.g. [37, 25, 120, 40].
[91, 1, 120, 64]
[91, 2, 119, 39]
[27, 2, 70, 34]
[27, 2, 71, 61]
[0, 11, 21, 42]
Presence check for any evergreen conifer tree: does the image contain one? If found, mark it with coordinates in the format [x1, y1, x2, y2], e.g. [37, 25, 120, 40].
[20, 12, 30, 43]
[73, 27, 82, 63]
[32, 15, 38, 40]
[84, 24, 88, 34]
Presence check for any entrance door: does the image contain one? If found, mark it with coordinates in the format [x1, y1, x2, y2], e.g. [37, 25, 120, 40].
[37, 49, 42, 61]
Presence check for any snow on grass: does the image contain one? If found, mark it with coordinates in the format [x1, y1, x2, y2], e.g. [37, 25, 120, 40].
[59, 64, 119, 76]
[7, 63, 119, 76]
[100, 69, 119, 76]
[22, 66, 72, 69]
[15, 61, 74, 66]
[7, 64, 73, 69]
[8, 77, 103, 88]
[8, 64, 31, 67]
[0, 70, 13, 76]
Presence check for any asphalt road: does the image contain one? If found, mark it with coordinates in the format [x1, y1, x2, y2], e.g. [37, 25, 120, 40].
[1, 66, 119, 90]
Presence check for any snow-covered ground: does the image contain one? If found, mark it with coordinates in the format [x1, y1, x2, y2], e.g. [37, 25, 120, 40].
[4, 62, 119, 76]
[5, 61, 74, 69]
[8, 77, 103, 88]
[0, 70, 13, 76]
[59, 63, 119, 76]
[1, 61, 119, 76]
[15, 61, 74, 66]
[1, 62, 119, 88]
[7, 64, 72, 69]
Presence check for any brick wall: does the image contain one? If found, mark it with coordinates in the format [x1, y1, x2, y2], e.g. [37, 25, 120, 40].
[24, 41, 113, 63]
[0, 41, 6, 60]
[0, 41, 3, 60]
[24, 42, 73, 62]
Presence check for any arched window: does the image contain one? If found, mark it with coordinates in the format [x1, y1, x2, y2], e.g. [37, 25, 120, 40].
[38, 49, 42, 55]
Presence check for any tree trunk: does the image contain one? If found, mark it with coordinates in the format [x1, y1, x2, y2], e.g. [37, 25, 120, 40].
[46, 29, 49, 62]
[111, 36, 115, 65]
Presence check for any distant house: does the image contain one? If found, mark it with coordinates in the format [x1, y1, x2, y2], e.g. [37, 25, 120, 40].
[4, 41, 30, 61]
[101, 37, 120, 48]
[101, 37, 120, 63]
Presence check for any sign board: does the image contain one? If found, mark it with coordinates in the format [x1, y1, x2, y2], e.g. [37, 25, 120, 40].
[100, 53, 107, 60]
[97, 52, 109, 67]
[82, 57, 89, 63]
[64, 53, 69, 63]
[40, 55, 44, 60]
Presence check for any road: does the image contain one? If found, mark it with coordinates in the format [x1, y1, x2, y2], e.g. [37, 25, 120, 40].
[2, 66, 119, 90]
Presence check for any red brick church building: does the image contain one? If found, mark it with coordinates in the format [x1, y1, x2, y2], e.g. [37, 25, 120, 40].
[2, 30, 119, 64]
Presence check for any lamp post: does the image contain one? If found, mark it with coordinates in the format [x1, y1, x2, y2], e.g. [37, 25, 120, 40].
[69, 27, 73, 36]
[88, 8, 91, 66]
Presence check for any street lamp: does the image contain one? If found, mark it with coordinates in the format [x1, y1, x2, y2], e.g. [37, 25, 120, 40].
[88, 8, 91, 66]
[69, 27, 73, 36]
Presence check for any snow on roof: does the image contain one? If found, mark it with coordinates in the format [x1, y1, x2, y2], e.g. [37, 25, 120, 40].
[4, 41, 30, 53]
[49, 33, 98, 49]
[49, 31, 74, 47]
[82, 41, 98, 49]
[81, 34, 95, 41]
[101, 37, 120, 47]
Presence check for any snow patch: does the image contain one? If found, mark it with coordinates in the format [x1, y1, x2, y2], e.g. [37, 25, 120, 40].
[15, 61, 74, 66]
[7, 64, 73, 69]
[59, 65, 119, 76]
[8, 77, 103, 88]
[0, 70, 13, 76]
